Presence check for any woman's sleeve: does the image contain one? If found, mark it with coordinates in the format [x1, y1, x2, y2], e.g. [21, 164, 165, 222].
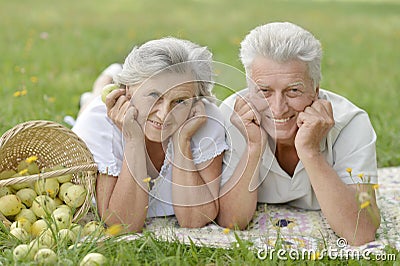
[190, 100, 230, 165]
[72, 97, 123, 176]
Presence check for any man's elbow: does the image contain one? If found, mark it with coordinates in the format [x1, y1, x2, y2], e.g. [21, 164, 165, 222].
[343, 220, 380, 246]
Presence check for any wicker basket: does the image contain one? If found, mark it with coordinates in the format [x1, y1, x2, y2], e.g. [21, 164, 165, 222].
[0, 120, 97, 224]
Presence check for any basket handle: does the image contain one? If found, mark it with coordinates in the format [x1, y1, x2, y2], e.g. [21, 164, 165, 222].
[0, 163, 98, 187]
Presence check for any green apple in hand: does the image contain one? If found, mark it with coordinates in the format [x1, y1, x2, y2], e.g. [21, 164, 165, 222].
[101, 84, 119, 103]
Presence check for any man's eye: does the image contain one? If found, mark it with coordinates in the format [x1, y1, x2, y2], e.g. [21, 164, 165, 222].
[286, 88, 302, 97]
[259, 88, 272, 96]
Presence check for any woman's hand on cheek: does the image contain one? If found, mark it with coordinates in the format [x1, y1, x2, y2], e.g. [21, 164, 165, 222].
[106, 89, 130, 131]
[174, 99, 207, 143]
[122, 105, 144, 141]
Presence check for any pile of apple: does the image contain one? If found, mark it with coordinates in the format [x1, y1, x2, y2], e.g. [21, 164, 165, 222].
[0, 156, 107, 265]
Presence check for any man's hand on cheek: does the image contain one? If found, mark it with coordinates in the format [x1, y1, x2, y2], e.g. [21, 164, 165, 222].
[295, 99, 334, 159]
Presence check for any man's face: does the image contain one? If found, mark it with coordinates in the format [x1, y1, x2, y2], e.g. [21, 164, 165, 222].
[249, 56, 318, 144]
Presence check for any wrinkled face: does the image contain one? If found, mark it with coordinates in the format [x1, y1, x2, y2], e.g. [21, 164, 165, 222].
[127, 73, 197, 142]
[249, 57, 318, 144]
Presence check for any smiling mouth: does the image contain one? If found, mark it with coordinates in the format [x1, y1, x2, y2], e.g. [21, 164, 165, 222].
[148, 119, 169, 129]
[268, 115, 295, 124]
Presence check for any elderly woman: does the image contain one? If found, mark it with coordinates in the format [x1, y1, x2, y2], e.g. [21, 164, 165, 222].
[217, 22, 380, 246]
[72, 37, 228, 232]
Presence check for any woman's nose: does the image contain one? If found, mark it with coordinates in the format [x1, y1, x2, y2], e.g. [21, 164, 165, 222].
[156, 101, 170, 120]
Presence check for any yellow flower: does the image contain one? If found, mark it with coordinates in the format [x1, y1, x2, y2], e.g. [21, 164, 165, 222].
[13, 91, 21, 97]
[106, 224, 123, 236]
[21, 89, 27, 96]
[142, 177, 151, 183]
[346, 168, 352, 174]
[26, 156, 38, 163]
[310, 251, 321, 260]
[30, 76, 38, 83]
[360, 200, 370, 209]
[222, 228, 230, 234]
[372, 184, 379, 190]
[19, 169, 29, 175]
[357, 173, 364, 180]
[47, 97, 55, 103]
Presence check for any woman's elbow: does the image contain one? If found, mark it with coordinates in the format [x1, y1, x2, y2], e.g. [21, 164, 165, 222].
[177, 209, 218, 228]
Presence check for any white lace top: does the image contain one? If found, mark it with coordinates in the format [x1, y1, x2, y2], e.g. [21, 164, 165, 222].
[72, 96, 229, 217]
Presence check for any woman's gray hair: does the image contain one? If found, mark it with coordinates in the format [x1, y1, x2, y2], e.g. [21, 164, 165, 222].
[114, 37, 214, 98]
[240, 22, 322, 88]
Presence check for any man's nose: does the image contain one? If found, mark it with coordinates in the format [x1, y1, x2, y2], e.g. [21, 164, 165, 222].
[269, 93, 289, 116]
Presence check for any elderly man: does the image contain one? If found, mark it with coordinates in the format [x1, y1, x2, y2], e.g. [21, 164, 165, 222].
[217, 22, 380, 246]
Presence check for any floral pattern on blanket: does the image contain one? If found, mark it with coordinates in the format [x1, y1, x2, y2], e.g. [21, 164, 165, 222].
[124, 167, 400, 251]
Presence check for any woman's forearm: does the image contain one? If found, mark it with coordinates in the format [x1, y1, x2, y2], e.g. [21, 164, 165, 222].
[172, 139, 220, 228]
[99, 141, 150, 232]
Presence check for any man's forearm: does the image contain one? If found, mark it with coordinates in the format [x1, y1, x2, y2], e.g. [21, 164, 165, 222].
[302, 154, 380, 245]
[217, 145, 262, 229]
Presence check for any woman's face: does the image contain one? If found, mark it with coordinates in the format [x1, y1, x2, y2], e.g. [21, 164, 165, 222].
[127, 73, 197, 143]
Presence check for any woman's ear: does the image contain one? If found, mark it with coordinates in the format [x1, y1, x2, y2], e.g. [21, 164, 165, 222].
[314, 86, 320, 100]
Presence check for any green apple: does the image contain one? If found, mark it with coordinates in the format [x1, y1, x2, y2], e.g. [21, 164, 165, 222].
[51, 165, 73, 183]
[28, 239, 45, 259]
[58, 182, 73, 201]
[101, 83, 119, 103]
[64, 184, 86, 208]
[79, 252, 107, 266]
[16, 188, 37, 207]
[0, 194, 23, 216]
[15, 208, 37, 224]
[31, 219, 49, 237]
[13, 244, 30, 261]
[17, 160, 29, 173]
[70, 223, 82, 238]
[34, 177, 59, 199]
[27, 162, 40, 175]
[34, 248, 57, 265]
[58, 228, 76, 244]
[31, 195, 56, 218]
[56, 204, 73, 215]
[54, 196, 63, 206]
[0, 186, 13, 197]
[82, 221, 105, 237]
[10, 173, 34, 191]
[11, 218, 32, 234]
[52, 207, 72, 230]
[10, 227, 30, 242]
[0, 169, 17, 180]
[38, 229, 56, 248]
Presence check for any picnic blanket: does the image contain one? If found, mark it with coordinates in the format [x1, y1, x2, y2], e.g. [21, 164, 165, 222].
[121, 167, 400, 252]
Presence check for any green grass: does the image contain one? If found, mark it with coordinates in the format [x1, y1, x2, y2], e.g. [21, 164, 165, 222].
[1, 0, 400, 167]
[0, 0, 399, 264]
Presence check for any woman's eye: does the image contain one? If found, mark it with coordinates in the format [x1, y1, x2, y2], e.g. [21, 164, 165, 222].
[149, 92, 159, 98]
[174, 99, 186, 105]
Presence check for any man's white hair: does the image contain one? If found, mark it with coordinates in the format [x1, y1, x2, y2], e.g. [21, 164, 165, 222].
[240, 22, 322, 88]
